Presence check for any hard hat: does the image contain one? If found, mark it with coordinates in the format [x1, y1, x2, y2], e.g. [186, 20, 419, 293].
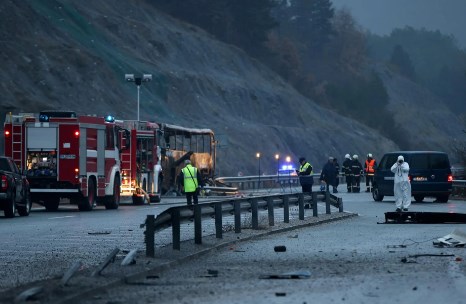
[397, 155, 404, 161]
[367, 153, 372, 158]
[345, 154, 351, 159]
[184, 159, 191, 164]
[353, 154, 358, 159]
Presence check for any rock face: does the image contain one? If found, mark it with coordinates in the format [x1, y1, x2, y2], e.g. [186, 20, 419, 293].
[6, 0, 463, 176]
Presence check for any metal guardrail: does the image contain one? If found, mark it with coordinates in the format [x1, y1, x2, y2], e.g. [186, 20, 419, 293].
[141, 191, 343, 257]
[453, 180, 466, 188]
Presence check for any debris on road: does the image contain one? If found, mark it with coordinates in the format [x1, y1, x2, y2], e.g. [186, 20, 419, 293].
[274, 245, 286, 252]
[61, 261, 83, 286]
[433, 229, 466, 247]
[121, 249, 138, 266]
[88, 231, 111, 235]
[91, 248, 120, 277]
[14, 286, 44, 303]
[260, 270, 311, 279]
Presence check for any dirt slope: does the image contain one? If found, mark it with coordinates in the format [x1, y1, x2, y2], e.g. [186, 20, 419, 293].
[1, 0, 401, 175]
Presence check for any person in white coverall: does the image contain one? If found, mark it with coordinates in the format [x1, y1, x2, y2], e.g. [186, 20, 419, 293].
[390, 155, 411, 212]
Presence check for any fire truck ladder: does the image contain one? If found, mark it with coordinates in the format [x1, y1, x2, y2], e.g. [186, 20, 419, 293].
[11, 120, 24, 169]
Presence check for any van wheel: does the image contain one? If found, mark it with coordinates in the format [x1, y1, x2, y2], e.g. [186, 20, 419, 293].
[436, 195, 449, 203]
[79, 178, 95, 211]
[414, 195, 424, 202]
[372, 186, 384, 201]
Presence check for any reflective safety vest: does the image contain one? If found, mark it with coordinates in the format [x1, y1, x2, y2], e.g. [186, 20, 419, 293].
[299, 162, 313, 175]
[365, 159, 376, 175]
[182, 164, 198, 192]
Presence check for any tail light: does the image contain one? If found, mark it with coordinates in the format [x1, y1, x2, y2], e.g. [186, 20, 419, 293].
[1, 176, 8, 191]
[448, 174, 453, 182]
[4, 130, 10, 137]
[74, 131, 80, 138]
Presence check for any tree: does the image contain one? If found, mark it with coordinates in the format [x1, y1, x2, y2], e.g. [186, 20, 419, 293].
[389, 44, 416, 80]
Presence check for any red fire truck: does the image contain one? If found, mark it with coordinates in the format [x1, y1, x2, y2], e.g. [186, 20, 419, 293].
[117, 120, 163, 204]
[4, 111, 127, 211]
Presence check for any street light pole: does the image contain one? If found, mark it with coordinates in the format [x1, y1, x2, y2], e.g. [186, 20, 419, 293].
[275, 154, 279, 184]
[286, 156, 291, 193]
[125, 73, 152, 121]
[256, 152, 261, 190]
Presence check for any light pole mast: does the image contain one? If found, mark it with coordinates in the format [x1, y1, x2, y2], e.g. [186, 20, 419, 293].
[125, 73, 152, 121]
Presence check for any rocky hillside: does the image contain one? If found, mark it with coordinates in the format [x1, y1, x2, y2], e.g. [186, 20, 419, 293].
[2, 0, 461, 176]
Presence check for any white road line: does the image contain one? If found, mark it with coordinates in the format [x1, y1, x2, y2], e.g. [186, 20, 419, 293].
[48, 216, 76, 220]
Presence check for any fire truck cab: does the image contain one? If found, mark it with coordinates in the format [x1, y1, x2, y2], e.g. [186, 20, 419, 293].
[4, 111, 128, 211]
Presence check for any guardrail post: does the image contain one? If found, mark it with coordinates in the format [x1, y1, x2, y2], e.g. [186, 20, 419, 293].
[251, 198, 259, 229]
[283, 195, 289, 223]
[215, 202, 222, 239]
[234, 201, 241, 233]
[172, 208, 181, 250]
[194, 204, 202, 244]
[338, 197, 343, 212]
[298, 193, 304, 220]
[325, 191, 331, 214]
[145, 215, 155, 257]
[267, 197, 274, 226]
[312, 192, 318, 217]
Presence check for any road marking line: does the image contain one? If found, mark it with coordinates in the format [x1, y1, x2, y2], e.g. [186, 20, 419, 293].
[48, 216, 76, 220]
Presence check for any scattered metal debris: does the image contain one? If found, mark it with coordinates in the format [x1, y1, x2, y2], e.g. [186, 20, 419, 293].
[121, 249, 138, 266]
[92, 247, 120, 277]
[275, 292, 287, 297]
[384, 212, 466, 224]
[201, 269, 218, 278]
[14, 286, 44, 303]
[408, 254, 455, 258]
[88, 231, 111, 235]
[61, 261, 82, 286]
[260, 270, 311, 279]
[274, 245, 286, 252]
[433, 229, 466, 247]
[288, 234, 298, 238]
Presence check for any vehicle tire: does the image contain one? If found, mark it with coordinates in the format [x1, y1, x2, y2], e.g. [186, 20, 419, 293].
[372, 186, 384, 202]
[105, 176, 120, 210]
[414, 195, 424, 203]
[18, 191, 32, 216]
[79, 178, 95, 211]
[44, 197, 60, 211]
[436, 194, 449, 203]
[4, 192, 16, 218]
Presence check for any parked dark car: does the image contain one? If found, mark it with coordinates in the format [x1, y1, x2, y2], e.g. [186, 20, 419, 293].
[0, 156, 31, 217]
[372, 151, 452, 203]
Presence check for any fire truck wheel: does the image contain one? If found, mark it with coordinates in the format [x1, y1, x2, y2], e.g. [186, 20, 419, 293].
[4, 193, 16, 218]
[44, 197, 60, 211]
[79, 178, 96, 211]
[105, 176, 120, 210]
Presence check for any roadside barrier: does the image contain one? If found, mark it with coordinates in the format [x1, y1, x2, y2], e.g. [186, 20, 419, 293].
[141, 191, 343, 257]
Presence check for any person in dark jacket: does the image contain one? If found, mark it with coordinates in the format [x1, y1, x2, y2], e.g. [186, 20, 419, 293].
[351, 154, 363, 193]
[342, 154, 352, 192]
[333, 158, 340, 193]
[320, 157, 337, 193]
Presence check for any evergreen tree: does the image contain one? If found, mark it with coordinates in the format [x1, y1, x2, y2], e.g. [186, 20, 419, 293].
[389, 44, 416, 80]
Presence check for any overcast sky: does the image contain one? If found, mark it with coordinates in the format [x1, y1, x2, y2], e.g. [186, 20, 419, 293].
[331, 0, 466, 49]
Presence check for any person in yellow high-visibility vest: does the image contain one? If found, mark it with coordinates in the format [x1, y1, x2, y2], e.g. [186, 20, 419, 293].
[178, 159, 203, 205]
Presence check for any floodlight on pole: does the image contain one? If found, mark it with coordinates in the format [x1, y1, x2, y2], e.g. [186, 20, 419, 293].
[125, 73, 152, 121]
